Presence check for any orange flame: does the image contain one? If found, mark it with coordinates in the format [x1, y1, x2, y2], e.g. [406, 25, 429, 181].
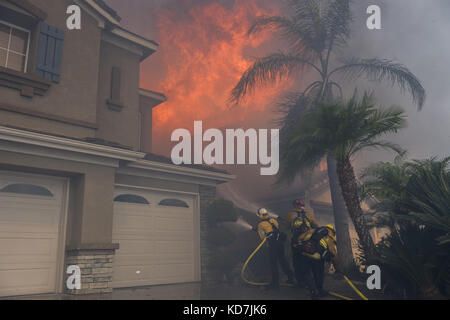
[141, 0, 294, 154]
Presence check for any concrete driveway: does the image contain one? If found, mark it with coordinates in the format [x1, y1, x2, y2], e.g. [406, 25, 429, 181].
[4, 275, 383, 300]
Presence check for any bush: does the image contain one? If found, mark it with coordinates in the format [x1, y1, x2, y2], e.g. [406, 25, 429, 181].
[207, 199, 238, 227]
[207, 226, 236, 247]
[361, 157, 450, 298]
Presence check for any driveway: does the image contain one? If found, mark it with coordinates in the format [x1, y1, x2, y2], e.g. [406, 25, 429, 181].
[5, 275, 386, 300]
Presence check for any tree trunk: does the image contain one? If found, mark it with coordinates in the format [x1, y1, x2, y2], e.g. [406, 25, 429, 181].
[327, 155, 356, 273]
[336, 157, 378, 258]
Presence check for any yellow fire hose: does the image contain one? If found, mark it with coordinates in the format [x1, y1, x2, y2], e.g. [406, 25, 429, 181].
[241, 237, 369, 300]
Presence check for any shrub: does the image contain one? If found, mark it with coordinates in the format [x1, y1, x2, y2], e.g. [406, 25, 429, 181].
[207, 199, 238, 227]
[361, 157, 450, 298]
[207, 226, 236, 247]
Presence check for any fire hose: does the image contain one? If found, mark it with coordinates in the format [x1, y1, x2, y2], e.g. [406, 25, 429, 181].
[241, 237, 369, 300]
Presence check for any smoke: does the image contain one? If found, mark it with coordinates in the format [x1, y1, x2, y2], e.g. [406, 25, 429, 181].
[235, 217, 253, 231]
[106, 0, 450, 203]
[218, 183, 279, 218]
[343, 0, 450, 172]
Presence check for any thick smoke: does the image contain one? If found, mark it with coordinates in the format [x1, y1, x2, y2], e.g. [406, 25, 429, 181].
[106, 0, 450, 204]
[345, 0, 450, 172]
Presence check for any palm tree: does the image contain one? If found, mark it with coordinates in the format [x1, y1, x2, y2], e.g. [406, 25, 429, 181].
[279, 92, 407, 258]
[229, 0, 425, 272]
[361, 157, 450, 298]
[363, 157, 450, 246]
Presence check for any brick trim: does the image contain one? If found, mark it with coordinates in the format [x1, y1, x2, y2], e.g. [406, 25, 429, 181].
[64, 245, 118, 295]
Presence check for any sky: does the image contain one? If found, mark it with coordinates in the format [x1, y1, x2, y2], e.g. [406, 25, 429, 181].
[105, 0, 450, 209]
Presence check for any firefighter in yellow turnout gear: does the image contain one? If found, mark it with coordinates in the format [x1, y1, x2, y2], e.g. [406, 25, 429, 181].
[286, 198, 322, 297]
[288, 200, 340, 298]
[307, 224, 340, 296]
[256, 208, 294, 289]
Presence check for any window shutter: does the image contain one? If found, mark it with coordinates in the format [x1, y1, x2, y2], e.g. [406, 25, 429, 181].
[36, 22, 64, 83]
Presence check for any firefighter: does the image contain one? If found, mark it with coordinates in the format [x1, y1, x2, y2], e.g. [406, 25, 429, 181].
[256, 208, 294, 289]
[286, 198, 321, 298]
[296, 224, 340, 297]
[312, 224, 340, 296]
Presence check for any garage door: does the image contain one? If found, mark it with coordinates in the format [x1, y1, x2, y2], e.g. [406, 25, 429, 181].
[112, 187, 199, 288]
[0, 172, 66, 297]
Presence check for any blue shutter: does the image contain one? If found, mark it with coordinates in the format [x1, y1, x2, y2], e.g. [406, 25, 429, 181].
[36, 22, 64, 83]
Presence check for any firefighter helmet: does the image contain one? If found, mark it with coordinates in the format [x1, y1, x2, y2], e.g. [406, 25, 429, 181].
[293, 198, 306, 209]
[257, 208, 270, 219]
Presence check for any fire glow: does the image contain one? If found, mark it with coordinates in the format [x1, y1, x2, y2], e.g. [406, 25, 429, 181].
[143, 0, 294, 155]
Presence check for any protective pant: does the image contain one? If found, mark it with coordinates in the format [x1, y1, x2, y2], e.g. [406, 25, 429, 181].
[312, 259, 325, 293]
[292, 249, 318, 294]
[268, 240, 293, 288]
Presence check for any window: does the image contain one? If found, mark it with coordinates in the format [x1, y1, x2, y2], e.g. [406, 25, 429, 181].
[114, 194, 150, 205]
[0, 20, 30, 72]
[159, 199, 190, 208]
[0, 184, 53, 197]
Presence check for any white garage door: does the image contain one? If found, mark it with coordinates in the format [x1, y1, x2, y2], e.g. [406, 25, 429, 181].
[112, 187, 199, 288]
[0, 172, 66, 297]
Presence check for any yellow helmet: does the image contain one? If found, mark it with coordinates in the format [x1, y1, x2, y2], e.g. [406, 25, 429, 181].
[325, 224, 335, 232]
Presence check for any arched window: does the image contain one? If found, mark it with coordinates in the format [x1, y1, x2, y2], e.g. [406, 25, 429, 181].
[159, 198, 189, 208]
[0, 184, 54, 197]
[114, 194, 150, 204]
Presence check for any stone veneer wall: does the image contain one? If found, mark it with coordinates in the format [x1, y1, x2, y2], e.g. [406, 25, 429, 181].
[64, 245, 118, 295]
[199, 185, 217, 285]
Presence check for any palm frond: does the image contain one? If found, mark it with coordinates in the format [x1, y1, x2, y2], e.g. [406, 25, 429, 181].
[247, 15, 317, 60]
[278, 91, 407, 184]
[330, 58, 426, 109]
[229, 53, 321, 105]
[323, 0, 352, 49]
[352, 140, 405, 157]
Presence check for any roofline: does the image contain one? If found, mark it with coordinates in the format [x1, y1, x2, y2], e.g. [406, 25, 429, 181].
[83, 0, 121, 25]
[109, 26, 159, 60]
[77, 0, 158, 60]
[139, 89, 167, 103]
[126, 159, 236, 185]
[5, 0, 47, 20]
[0, 126, 146, 162]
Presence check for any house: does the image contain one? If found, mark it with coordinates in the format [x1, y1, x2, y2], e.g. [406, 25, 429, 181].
[0, 0, 234, 297]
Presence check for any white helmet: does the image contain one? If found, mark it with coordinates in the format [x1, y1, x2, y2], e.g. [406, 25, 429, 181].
[257, 208, 269, 217]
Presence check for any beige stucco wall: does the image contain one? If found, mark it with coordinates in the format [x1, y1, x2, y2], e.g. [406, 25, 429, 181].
[0, 110, 96, 137]
[1, 1, 148, 150]
[95, 41, 141, 150]
[0, 0, 102, 132]
[0, 149, 116, 246]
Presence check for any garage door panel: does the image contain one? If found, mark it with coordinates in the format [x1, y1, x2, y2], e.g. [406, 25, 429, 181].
[0, 237, 57, 256]
[155, 217, 193, 232]
[0, 231, 59, 239]
[0, 268, 55, 295]
[113, 214, 155, 232]
[115, 252, 194, 265]
[153, 263, 195, 280]
[113, 188, 198, 288]
[155, 240, 193, 254]
[114, 263, 195, 286]
[115, 239, 155, 255]
[0, 172, 65, 297]
[152, 230, 195, 241]
[0, 203, 60, 227]
[114, 204, 153, 216]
